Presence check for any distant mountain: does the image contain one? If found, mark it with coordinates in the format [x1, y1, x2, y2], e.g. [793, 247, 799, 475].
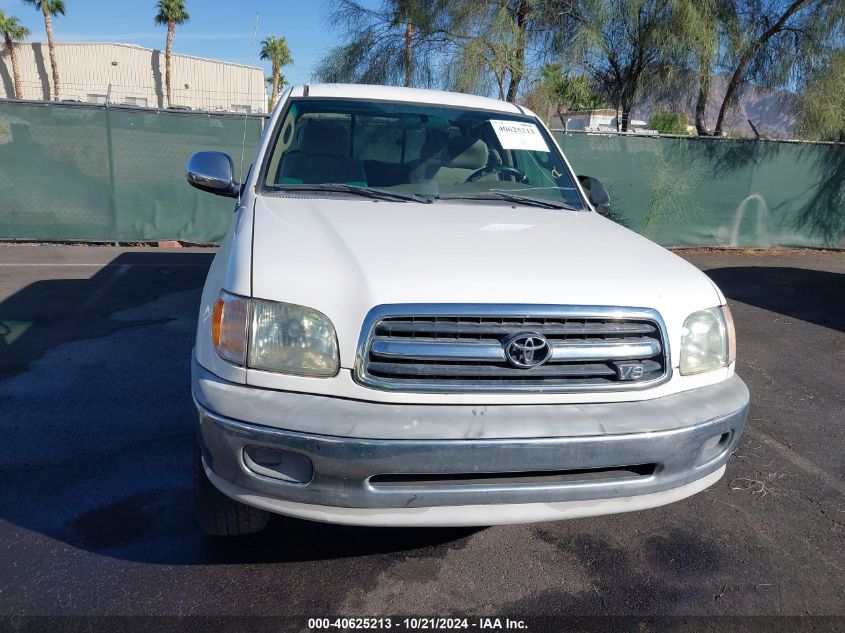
[633, 74, 796, 139]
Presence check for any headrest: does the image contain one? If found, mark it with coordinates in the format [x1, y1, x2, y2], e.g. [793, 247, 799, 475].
[445, 137, 488, 169]
[420, 128, 449, 159]
[299, 120, 350, 156]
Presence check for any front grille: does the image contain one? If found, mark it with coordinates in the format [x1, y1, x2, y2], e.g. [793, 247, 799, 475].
[355, 305, 671, 393]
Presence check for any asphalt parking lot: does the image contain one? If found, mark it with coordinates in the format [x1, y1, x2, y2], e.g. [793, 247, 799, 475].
[0, 245, 842, 628]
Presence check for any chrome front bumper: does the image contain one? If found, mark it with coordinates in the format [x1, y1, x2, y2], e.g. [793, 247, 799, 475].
[193, 362, 749, 513]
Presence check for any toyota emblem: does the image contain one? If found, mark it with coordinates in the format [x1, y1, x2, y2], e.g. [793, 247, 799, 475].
[503, 333, 552, 368]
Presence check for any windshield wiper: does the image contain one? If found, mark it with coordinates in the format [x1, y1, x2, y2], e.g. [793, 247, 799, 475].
[439, 191, 581, 210]
[270, 183, 432, 203]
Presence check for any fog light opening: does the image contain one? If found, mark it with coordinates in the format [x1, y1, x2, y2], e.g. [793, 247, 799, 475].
[243, 445, 313, 484]
[697, 431, 733, 465]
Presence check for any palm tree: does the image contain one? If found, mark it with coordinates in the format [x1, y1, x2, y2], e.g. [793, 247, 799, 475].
[0, 11, 30, 99]
[154, 0, 189, 108]
[265, 72, 289, 109]
[389, 0, 435, 88]
[22, 0, 64, 101]
[260, 36, 292, 109]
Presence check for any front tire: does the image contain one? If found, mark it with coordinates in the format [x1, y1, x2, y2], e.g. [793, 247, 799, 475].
[194, 438, 270, 536]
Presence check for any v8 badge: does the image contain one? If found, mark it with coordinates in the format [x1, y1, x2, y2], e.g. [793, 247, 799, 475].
[614, 362, 645, 381]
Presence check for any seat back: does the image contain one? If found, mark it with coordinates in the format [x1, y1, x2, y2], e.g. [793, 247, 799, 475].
[277, 120, 367, 186]
[425, 136, 489, 185]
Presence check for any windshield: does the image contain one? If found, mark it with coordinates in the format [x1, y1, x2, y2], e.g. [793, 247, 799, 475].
[262, 98, 586, 209]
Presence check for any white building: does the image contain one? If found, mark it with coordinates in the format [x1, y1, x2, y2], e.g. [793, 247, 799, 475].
[560, 109, 618, 132]
[0, 42, 267, 113]
[559, 109, 654, 134]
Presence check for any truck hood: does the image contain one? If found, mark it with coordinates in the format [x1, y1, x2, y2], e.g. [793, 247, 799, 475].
[251, 196, 721, 368]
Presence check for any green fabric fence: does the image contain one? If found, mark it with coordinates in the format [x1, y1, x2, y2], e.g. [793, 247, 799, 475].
[0, 101, 263, 243]
[555, 132, 844, 249]
[0, 101, 842, 247]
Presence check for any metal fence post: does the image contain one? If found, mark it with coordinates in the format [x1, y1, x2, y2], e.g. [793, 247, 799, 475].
[104, 99, 119, 245]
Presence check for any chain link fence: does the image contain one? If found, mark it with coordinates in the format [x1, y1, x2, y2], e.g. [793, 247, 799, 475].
[0, 101, 842, 247]
[8, 80, 267, 113]
[0, 101, 264, 243]
[555, 131, 845, 248]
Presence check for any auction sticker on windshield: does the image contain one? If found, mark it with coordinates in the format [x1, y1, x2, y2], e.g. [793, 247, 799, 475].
[490, 120, 549, 152]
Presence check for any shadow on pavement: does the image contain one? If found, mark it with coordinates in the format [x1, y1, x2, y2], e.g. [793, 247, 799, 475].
[0, 251, 214, 379]
[0, 251, 479, 566]
[705, 266, 844, 332]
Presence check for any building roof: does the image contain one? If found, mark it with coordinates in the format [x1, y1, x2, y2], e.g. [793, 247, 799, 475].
[292, 84, 525, 114]
[561, 109, 617, 116]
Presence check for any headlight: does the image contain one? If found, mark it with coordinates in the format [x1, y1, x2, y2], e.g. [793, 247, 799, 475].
[679, 306, 735, 375]
[250, 300, 339, 376]
[211, 291, 339, 377]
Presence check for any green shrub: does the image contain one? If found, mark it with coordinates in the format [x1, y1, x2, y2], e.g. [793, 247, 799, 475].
[649, 112, 690, 135]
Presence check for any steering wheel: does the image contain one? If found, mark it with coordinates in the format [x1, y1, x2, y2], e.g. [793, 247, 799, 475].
[465, 165, 528, 183]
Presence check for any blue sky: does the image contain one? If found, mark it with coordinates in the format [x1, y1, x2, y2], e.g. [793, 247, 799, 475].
[0, 0, 371, 85]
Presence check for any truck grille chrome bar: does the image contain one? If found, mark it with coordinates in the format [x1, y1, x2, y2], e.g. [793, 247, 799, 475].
[371, 340, 507, 362]
[371, 339, 661, 363]
[355, 305, 672, 393]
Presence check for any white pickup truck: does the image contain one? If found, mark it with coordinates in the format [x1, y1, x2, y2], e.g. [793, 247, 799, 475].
[187, 84, 748, 535]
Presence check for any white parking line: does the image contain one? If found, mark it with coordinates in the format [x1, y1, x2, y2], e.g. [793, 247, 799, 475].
[0, 263, 210, 267]
[0, 263, 109, 267]
[747, 426, 845, 496]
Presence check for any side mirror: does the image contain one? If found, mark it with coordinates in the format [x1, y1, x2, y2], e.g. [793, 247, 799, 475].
[578, 175, 610, 216]
[186, 151, 240, 198]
